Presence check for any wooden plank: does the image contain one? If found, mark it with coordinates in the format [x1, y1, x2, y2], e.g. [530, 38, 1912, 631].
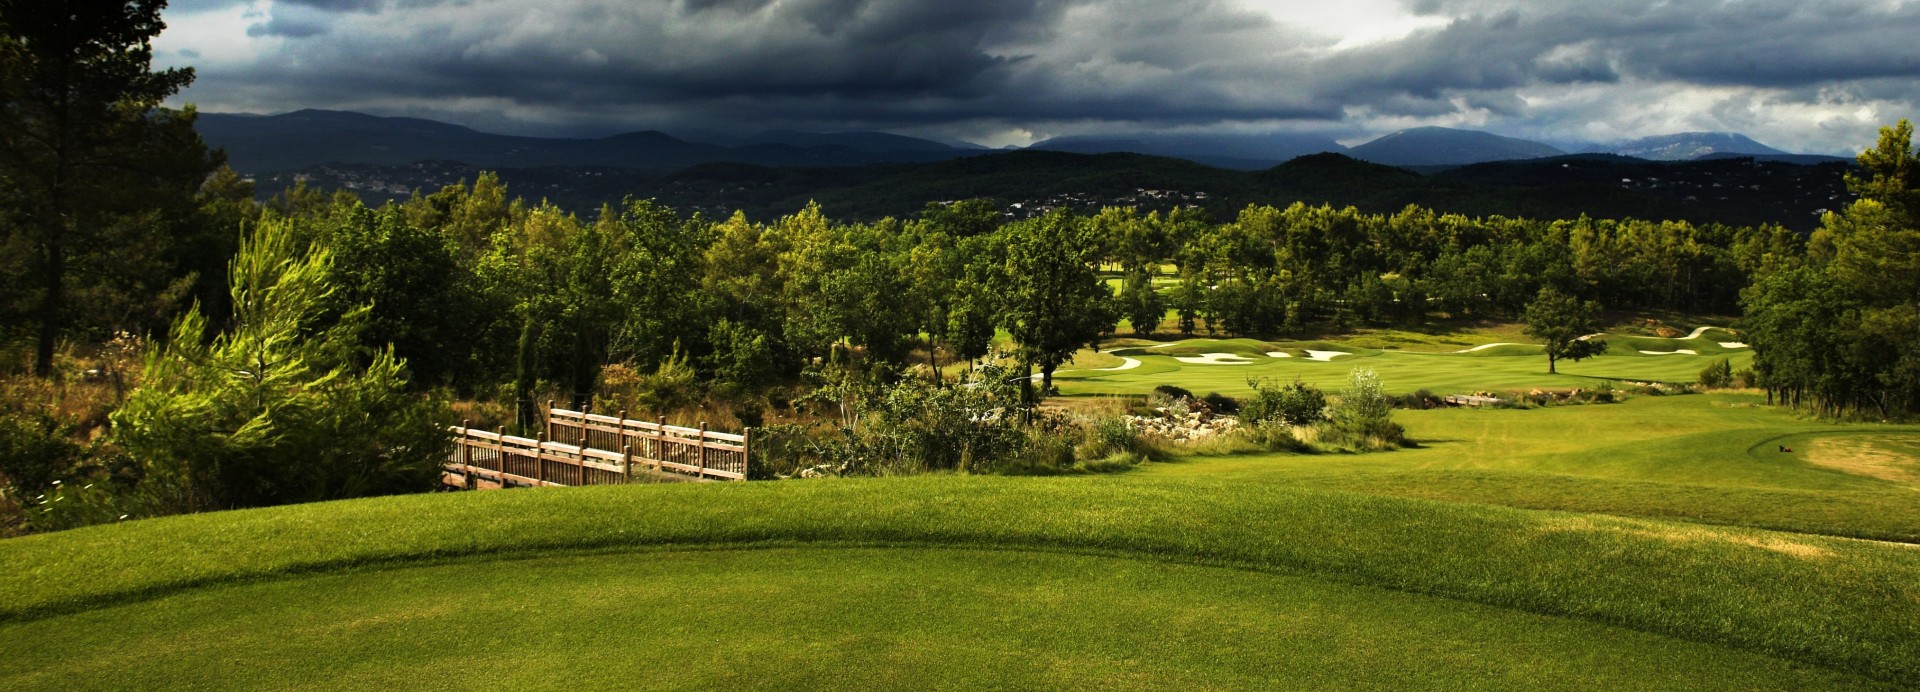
[579, 447, 625, 463]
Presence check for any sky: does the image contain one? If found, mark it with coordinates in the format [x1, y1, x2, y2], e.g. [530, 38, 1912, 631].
[153, 0, 1920, 153]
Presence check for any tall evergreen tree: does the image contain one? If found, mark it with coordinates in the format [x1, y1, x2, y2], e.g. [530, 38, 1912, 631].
[0, 0, 212, 376]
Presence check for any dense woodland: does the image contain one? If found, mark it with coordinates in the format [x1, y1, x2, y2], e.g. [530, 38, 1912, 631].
[2, 0, 1917, 530]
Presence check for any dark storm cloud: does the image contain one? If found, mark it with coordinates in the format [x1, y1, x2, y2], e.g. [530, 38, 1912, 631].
[161, 0, 1920, 150]
[245, 4, 334, 37]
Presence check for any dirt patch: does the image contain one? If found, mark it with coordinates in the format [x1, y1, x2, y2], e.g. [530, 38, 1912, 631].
[1539, 517, 1835, 560]
[1805, 436, 1920, 487]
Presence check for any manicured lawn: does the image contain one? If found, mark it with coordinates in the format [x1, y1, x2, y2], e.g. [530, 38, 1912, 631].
[1055, 327, 1754, 396]
[0, 548, 1876, 690]
[4, 368, 1918, 687]
[1137, 393, 1920, 541]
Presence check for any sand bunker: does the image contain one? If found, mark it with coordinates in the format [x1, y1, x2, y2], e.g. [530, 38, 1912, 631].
[1266, 351, 1291, 358]
[1639, 349, 1699, 355]
[1175, 353, 1257, 365]
[1455, 342, 1522, 353]
[1720, 342, 1749, 349]
[1303, 350, 1351, 362]
[1101, 357, 1143, 371]
[1681, 325, 1716, 340]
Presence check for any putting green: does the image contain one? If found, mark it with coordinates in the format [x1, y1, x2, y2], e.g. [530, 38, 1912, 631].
[1056, 328, 1754, 395]
[0, 548, 1874, 690]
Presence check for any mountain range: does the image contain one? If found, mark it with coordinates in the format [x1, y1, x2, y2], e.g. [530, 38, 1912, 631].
[196, 110, 982, 174]
[1594, 132, 1786, 161]
[195, 110, 1845, 177]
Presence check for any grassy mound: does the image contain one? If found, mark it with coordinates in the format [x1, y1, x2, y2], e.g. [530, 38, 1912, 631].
[2, 463, 1918, 683]
[4, 394, 1916, 687]
[0, 548, 1876, 689]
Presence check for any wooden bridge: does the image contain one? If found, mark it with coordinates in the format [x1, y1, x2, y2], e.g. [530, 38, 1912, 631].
[443, 405, 749, 489]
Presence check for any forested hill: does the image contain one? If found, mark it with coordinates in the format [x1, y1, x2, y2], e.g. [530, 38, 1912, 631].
[257, 150, 1853, 230]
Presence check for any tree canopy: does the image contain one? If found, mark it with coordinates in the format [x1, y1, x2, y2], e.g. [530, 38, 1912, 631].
[0, 0, 217, 375]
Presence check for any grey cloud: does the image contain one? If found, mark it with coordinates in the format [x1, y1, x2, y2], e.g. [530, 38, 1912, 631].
[164, 0, 1920, 152]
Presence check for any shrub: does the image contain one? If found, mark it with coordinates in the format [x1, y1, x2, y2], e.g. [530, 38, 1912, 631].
[1237, 420, 1311, 453]
[1590, 381, 1617, 403]
[0, 412, 85, 496]
[1240, 377, 1327, 427]
[1699, 358, 1734, 389]
[1395, 389, 1442, 410]
[1201, 392, 1240, 414]
[1151, 384, 1194, 400]
[773, 362, 1031, 477]
[108, 220, 450, 520]
[1076, 414, 1138, 460]
[596, 344, 703, 419]
[1318, 367, 1409, 451]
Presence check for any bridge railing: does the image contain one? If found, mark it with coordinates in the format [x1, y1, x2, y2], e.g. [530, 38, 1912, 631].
[445, 406, 748, 489]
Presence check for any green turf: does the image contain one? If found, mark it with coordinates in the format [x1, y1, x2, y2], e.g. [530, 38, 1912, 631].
[1142, 393, 1920, 541]
[1061, 327, 1754, 396]
[3, 421, 1920, 686]
[5, 377, 1919, 687]
[0, 548, 1876, 690]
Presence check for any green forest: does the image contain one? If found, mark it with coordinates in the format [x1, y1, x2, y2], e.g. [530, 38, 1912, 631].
[9, 2, 1920, 688]
[2, 0, 1918, 531]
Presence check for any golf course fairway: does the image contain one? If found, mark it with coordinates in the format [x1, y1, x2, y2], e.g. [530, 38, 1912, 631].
[3, 394, 1916, 688]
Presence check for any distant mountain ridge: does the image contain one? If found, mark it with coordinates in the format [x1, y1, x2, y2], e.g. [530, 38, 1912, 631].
[1028, 132, 1347, 170]
[1592, 132, 1788, 161]
[198, 109, 1842, 177]
[196, 109, 983, 174]
[1347, 127, 1566, 167]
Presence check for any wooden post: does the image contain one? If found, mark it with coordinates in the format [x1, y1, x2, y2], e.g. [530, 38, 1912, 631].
[495, 426, 506, 475]
[534, 431, 547, 485]
[622, 444, 633, 484]
[658, 416, 668, 470]
[742, 427, 752, 480]
[576, 424, 590, 485]
[697, 422, 709, 479]
[545, 399, 556, 442]
[616, 409, 628, 457]
[460, 419, 474, 490]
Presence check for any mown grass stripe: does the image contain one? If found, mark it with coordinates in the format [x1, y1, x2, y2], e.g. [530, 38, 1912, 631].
[2, 476, 1917, 682]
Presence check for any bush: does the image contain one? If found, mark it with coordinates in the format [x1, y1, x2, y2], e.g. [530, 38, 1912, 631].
[1151, 384, 1194, 400]
[108, 220, 451, 520]
[1590, 381, 1617, 403]
[1699, 359, 1734, 389]
[772, 362, 1031, 477]
[597, 343, 702, 419]
[1074, 414, 1166, 469]
[1201, 392, 1240, 414]
[1318, 367, 1409, 451]
[1396, 389, 1442, 410]
[0, 412, 85, 496]
[1240, 377, 1327, 427]
[1237, 420, 1311, 453]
